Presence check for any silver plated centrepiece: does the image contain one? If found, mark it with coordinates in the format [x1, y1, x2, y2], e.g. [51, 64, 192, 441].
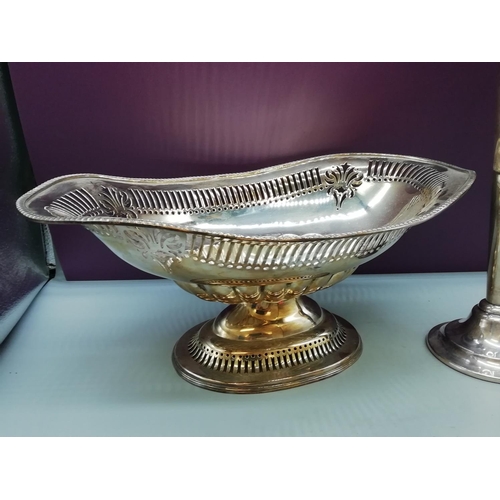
[17, 153, 475, 393]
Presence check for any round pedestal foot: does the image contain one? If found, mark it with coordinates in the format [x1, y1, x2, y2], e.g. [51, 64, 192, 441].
[427, 300, 500, 383]
[172, 297, 362, 394]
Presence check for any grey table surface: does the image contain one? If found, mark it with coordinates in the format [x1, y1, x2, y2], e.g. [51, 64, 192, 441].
[0, 272, 498, 436]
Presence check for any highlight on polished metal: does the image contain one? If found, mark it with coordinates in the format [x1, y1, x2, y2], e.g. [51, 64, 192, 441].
[427, 139, 500, 383]
[17, 153, 475, 393]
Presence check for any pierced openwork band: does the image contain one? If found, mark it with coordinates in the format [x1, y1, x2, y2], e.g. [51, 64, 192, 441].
[44, 160, 448, 219]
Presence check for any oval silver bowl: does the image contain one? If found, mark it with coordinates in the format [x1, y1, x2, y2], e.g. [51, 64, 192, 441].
[17, 153, 475, 393]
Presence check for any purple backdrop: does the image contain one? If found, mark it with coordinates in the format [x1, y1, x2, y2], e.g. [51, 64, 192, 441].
[9, 62, 499, 280]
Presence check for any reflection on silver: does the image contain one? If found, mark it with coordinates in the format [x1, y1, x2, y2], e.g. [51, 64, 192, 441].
[17, 153, 475, 393]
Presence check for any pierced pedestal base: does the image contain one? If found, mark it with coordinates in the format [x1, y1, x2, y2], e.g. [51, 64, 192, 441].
[172, 296, 362, 393]
[427, 299, 500, 383]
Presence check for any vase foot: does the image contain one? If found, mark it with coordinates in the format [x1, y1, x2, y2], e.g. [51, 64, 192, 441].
[172, 296, 362, 394]
[427, 299, 500, 383]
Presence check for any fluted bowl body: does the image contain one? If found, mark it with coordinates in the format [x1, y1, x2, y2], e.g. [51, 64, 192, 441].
[17, 153, 475, 303]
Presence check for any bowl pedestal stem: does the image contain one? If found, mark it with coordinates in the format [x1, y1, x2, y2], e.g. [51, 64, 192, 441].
[172, 296, 362, 393]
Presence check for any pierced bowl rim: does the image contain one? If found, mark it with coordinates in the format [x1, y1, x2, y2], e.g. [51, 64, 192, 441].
[16, 152, 476, 242]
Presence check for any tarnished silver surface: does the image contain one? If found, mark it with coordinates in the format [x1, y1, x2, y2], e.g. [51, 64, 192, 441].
[427, 139, 500, 383]
[172, 298, 362, 394]
[17, 153, 475, 392]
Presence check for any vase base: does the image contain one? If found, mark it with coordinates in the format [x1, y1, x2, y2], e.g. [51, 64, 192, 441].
[427, 300, 500, 383]
[172, 298, 362, 394]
